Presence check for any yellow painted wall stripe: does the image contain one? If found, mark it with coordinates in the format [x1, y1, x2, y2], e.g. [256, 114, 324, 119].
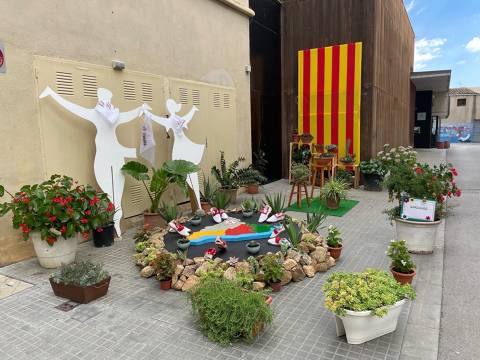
[309, 48, 318, 143]
[323, 46, 332, 145]
[298, 50, 304, 135]
[338, 44, 348, 159]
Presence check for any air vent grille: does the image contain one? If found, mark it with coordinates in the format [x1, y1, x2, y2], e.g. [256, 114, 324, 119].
[213, 92, 221, 108]
[123, 80, 136, 101]
[179, 87, 189, 105]
[82, 75, 97, 98]
[223, 94, 231, 109]
[129, 184, 144, 205]
[141, 82, 153, 102]
[55, 71, 74, 96]
[192, 89, 200, 106]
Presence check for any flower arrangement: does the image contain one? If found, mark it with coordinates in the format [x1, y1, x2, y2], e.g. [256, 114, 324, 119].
[0, 175, 109, 245]
[323, 269, 416, 317]
[384, 162, 461, 220]
[154, 252, 176, 281]
[261, 253, 284, 284]
[387, 240, 415, 274]
[359, 158, 387, 176]
[326, 225, 342, 248]
[50, 260, 109, 287]
[376, 144, 417, 171]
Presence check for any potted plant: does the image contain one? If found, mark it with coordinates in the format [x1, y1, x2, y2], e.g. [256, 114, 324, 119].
[292, 144, 312, 165]
[320, 179, 348, 210]
[241, 198, 256, 218]
[246, 240, 260, 254]
[190, 210, 202, 226]
[290, 163, 310, 184]
[49, 260, 111, 303]
[177, 238, 191, 250]
[326, 225, 343, 260]
[0, 175, 98, 268]
[326, 144, 338, 154]
[154, 252, 176, 290]
[211, 190, 231, 213]
[88, 192, 116, 247]
[159, 202, 179, 224]
[304, 212, 327, 234]
[359, 159, 386, 191]
[121, 160, 199, 230]
[384, 161, 460, 253]
[335, 168, 354, 188]
[292, 130, 300, 143]
[211, 151, 265, 204]
[261, 253, 284, 292]
[300, 132, 314, 144]
[188, 278, 273, 345]
[323, 269, 416, 344]
[200, 176, 217, 213]
[247, 150, 269, 194]
[387, 240, 416, 284]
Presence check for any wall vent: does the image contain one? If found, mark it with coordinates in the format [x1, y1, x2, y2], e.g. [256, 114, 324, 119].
[129, 184, 144, 205]
[81, 75, 97, 98]
[179, 87, 189, 105]
[213, 92, 221, 108]
[55, 71, 74, 96]
[141, 82, 153, 102]
[192, 89, 200, 106]
[223, 94, 231, 109]
[123, 80, 136, 101]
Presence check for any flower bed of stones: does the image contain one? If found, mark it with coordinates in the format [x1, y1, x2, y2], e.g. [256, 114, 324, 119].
[134, 223, 336, 292]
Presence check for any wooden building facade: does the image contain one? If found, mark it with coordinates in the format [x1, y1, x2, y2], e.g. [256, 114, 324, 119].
[280, 0, 415, 175]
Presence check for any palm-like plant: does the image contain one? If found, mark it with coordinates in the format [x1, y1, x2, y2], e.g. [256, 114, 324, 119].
[320, 179, 348, 201]
[264, 193, 286, 214]
[305, 212, 327, 233]
[284, 216, 301, 248]
[200, 175, 217, 203]
[211, 151, 266, 189]
[211, 191, 231, 210]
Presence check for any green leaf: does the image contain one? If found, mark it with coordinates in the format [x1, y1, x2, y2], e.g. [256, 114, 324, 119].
[121, 161, 150, 181]
[163, 159, 199, 176]
[0, 185, 4, 197]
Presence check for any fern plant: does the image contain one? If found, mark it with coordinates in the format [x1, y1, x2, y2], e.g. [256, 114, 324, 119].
[264, 193, 286, 214]
[211, 151, 266, 189]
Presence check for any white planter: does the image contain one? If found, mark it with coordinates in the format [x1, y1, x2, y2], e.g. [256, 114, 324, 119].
[394, 218, 441, 254]
[334, 299, 405, 344]
[31, 232, 78, 268]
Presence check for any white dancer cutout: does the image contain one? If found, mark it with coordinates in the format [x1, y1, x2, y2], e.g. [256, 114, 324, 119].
[39, 86, 150, 236]
[142, 99, 204, 208]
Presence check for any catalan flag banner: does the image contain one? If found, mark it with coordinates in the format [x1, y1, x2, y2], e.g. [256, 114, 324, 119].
[298, 42, 362, 163]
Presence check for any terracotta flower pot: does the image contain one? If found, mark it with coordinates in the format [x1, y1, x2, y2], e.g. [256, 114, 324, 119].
[269, 281, 282, 292]
[328, 245, 343, 260]
[300, 133, 313, 143]
[390, 267, 416, 285]
[143, 212, 166, 231]
[49, 277, 110, 304]
[326, 195, 340, 209]
[201, 202, 212, 213]
[292, 133, 299, 142]
[246, 183, 259, 194]
[160, 279, 172, 290]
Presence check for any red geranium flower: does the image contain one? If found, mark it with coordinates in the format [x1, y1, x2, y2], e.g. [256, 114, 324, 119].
[96, 227, 104, 233]
[415, 167, 423, 174]
[85, 210, 91, 215]
[89, 196, 100, 206]
[22, 197, 30, 204]
[82, 232, 90, 240]
[46, 236, 56, 246]
[455, 189, 462, 197]
[107, 202, 115, 212]
[48, 215, 56, 222]
[450, 168, 458, 176]
[19, 223, 30, 233]
[60, 225, 67, 234]
[80, 218, 88, 224]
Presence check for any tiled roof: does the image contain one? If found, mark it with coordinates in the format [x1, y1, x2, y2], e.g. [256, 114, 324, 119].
[449, 87, 480, 95]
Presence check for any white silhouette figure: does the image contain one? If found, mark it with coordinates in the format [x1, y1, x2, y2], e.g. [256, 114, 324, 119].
[142, 99, 204, 208]
[39, 86, 150, 236]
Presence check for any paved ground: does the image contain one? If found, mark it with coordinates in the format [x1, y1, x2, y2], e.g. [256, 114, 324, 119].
[438, 143, 480, 360]
[0, 150, 448, 360]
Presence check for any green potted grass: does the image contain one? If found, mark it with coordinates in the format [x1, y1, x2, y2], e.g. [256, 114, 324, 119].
[154, 252, 176, 290]
[200, 176, 217, 213]
[241, 198, 257, 218]
[262, 253, 284, 292]
[387, 240, 416, 284]
[49, 260, 111, 303]
[326, 225, 343, 260]
[320, 179, 348, 210]
[290, 163, 310, 184]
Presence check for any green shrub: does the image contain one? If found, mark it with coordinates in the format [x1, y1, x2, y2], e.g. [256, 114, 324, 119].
[50, 260, 109, 287]
[290, 163, 310, 183]
[326, 225, 342, 247]
[387, 240, 415, 274]
[323, 269, 416, 317]
[261, 254, 284, 283]
[154, 252, 176, 281]
[188, 278, 273, 345]
[305, 212, 326, 233]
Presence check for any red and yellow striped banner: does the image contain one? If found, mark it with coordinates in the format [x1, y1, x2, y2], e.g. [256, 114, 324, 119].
[298, 42, 362, 163]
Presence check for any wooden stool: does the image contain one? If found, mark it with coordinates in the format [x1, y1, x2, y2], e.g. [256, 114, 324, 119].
[288, 181, 311, 207]
[310, 164, 325, 198]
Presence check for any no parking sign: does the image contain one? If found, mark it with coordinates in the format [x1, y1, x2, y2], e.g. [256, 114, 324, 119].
[0, 42, 5, 73]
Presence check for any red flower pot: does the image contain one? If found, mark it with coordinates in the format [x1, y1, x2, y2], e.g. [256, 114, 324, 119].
[247, 183, 259, 194]
[160, 279, 172, 290]
[328, 245, 343, 260]
[390, 267, 416, 285]
[269, 281, 282, 292]
[326, 196, 340, 210]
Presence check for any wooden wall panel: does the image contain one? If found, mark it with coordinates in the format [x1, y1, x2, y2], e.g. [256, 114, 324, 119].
[281, 0, 414, 175]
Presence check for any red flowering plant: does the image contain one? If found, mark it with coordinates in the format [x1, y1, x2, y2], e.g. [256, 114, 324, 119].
[0, 175, 107, 246]
[83, 191, 116, 234]
[384, 162, 461, 221]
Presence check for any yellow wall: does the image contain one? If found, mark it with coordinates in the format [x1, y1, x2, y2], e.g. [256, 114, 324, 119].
[0, 0, 253, 265]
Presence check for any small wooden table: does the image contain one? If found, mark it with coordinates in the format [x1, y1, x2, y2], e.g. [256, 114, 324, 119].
[337, 163, 360, 188]
[310, 155, 337, 197]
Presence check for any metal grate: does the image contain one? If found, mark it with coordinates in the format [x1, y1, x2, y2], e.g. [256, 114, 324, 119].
[81, 74, 97, 98]
[223, 93, 231, 109]
[213, 92, 221, 108]
[192, 89, 200, 106]
[123, 80, 136, 101]
[141, 82, 153, 102]
[55, 71, 74, 96]
[179, 87, 189, 105]
[55, 301, 80, 312]
[129, 184, 144, 205]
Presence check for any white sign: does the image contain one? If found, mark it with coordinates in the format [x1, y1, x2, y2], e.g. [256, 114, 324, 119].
[0, 42, 5, 73]
[417, 112, 426, 121]
[401, 198, 436, 222]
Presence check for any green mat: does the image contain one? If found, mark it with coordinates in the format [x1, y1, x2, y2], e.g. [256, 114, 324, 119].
[286, 197, 359, 217]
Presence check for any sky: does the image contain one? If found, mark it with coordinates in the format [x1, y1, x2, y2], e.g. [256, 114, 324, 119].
[405, 0, 480, 87]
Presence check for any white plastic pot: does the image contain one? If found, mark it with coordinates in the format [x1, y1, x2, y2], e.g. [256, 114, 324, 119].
[334, 299, 405, 344]
[394, 218, 441, 254]
[31, 232, 78, 268]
